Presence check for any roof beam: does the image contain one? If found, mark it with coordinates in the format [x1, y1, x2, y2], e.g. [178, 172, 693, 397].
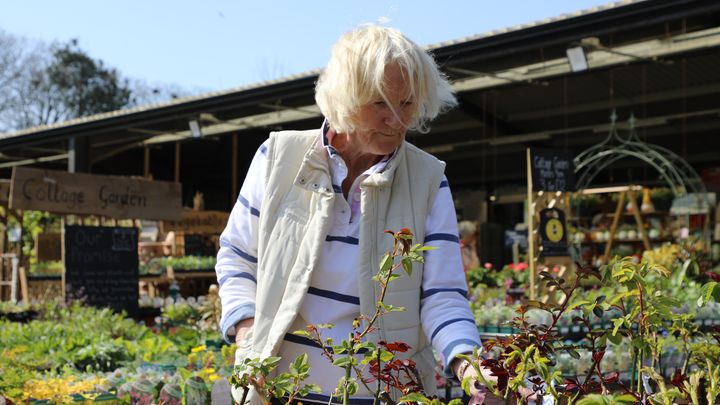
[452, 26, 720, 93]
[0, 153, 68, 169]
[508, 82, 720, 122]
[142, 104, 321, 145]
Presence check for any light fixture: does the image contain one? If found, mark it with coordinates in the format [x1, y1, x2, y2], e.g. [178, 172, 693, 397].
[566, 46, 589, 72]
[188, 119, 202, 138]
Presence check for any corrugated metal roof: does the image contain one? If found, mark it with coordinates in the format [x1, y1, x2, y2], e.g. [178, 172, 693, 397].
[0, 68, 322, 139]
[0, 0, 642, 140]
[425, 0, 642, 50]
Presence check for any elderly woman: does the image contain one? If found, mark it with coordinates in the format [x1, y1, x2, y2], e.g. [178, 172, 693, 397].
[216, 26, 488, 404]
[458, 220, 480, 272]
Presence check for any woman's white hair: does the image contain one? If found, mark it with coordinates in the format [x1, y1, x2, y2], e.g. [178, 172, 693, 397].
[458, 220, 477, 239]
[315, 25, 457, 134]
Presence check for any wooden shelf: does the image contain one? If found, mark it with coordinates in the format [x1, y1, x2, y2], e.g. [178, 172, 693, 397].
[603, 211, 669, 219]
[580, 238, 673, 244]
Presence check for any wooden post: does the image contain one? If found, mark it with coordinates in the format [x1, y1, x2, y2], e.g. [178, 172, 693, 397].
[60, 216, 66, 302]
[604, 191, 626, 263]
[16, 209, 23, 270]
[231, 133, 238, 204]
[144, 145, 151, 179]
[627, 189, 651, 251]
[18, 264, 28, 304]
[526, 148, 536, 300]
[0, 205, 7, 254]
[174, 142, 181, 182]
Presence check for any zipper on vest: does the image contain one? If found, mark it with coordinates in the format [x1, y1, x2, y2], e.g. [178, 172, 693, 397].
[371, 186, 386, 342]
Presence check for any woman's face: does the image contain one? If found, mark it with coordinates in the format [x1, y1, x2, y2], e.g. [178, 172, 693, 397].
[348, 63, 415, 156]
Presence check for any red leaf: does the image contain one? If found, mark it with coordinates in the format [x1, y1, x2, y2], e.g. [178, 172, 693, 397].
[592, 350, 606, 364]
[385, 342, 411, 352]
[704, 271, 720, 282]
[603, 372, 619, 384]
[398, 228, 413, 237]
[670, 369, 687, 389]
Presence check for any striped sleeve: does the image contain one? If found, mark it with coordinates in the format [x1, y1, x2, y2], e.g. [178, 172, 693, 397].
[216, 140, 268, 342]
[420, 176, 481, 375]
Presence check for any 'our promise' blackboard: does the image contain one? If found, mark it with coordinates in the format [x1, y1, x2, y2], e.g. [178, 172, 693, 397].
[530, 148, 576, 192]
[64, 225, 139, 318]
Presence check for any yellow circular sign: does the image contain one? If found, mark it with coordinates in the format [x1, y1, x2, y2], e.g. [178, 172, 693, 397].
[545, 218, 564, 242]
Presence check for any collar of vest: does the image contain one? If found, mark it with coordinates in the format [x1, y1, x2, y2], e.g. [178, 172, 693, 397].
[294, 136, 334, 193]
[361, 141, 407, 189]
[293, 136, 409, 192]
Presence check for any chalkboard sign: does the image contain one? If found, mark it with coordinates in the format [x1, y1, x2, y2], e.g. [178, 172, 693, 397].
[64, 225, 139, 317]
[530, 149, 576, 192]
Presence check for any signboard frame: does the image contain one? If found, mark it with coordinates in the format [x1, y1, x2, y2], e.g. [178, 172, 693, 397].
[10, 167, 182, 221]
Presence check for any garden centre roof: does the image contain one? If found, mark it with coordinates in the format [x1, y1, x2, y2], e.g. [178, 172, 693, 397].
[1, 0, 719, 210]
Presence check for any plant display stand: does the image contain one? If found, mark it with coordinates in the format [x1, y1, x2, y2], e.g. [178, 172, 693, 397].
[602, 187, 650, 263]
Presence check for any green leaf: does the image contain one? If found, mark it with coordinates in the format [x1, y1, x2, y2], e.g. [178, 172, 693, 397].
[379, 350, 394, 362]
[609, 290, 638, 305]
[613, 394, 639, 403]
[409, 252, 425, 263]
[379, 253, 392, 273]
[698, 281, 720, 306]
[402, 258, 413, 276]
[566, 299, 591, 311]
[399, 393, 429, 403]
[346, 379, 358, 396]
[527, 300, 552, 311]
[461, 375, 473, 395]
[332, 356, 353, 367]
[292, 330, 311, 338]
[411, 244, 437, 252]
[290, 353, 309, 375]
[607, 332, 622, 345]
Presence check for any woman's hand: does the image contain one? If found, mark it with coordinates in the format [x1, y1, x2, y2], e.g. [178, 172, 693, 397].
[454, 359, 488, 405]
[454, 358, 537, 405]
[234, 317, 255, 343]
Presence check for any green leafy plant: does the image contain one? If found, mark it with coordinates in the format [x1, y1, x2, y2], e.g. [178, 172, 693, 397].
[231, 228, 435, 405]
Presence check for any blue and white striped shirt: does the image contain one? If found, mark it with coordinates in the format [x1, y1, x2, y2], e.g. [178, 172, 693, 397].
[216, 125, 480, 399]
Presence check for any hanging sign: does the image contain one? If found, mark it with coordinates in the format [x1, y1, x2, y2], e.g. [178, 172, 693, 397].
[10, 167, 182, 220]
[161, 209, 230, 234]
[530, 149, 576, 192]
[539, 208, 569, 257]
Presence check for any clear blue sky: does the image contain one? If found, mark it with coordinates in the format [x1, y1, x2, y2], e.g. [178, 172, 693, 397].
[1, 0, 614, 93]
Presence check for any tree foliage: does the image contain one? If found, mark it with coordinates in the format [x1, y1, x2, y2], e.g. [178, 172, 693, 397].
[0, 30, 186, 132]
[45, 40, 131, 119]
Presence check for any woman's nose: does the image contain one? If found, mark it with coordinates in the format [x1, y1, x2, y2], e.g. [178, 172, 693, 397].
[384, 110, 404, 129]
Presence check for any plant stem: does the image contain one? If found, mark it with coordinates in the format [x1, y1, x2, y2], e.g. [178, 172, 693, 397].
[344, 365, 351, 405]
[240, 386, 249, 405]
[343, 332, 354, 405]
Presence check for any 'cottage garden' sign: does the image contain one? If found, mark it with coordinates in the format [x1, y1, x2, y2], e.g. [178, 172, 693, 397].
[10, 167, 182, 220]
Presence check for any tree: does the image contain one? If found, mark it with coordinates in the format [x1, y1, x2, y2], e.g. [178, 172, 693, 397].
[0, 35, 131, 131]
[45, 40, 131, 118]
[0, 31, 189, 133]
[0, 29, 47, 130]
